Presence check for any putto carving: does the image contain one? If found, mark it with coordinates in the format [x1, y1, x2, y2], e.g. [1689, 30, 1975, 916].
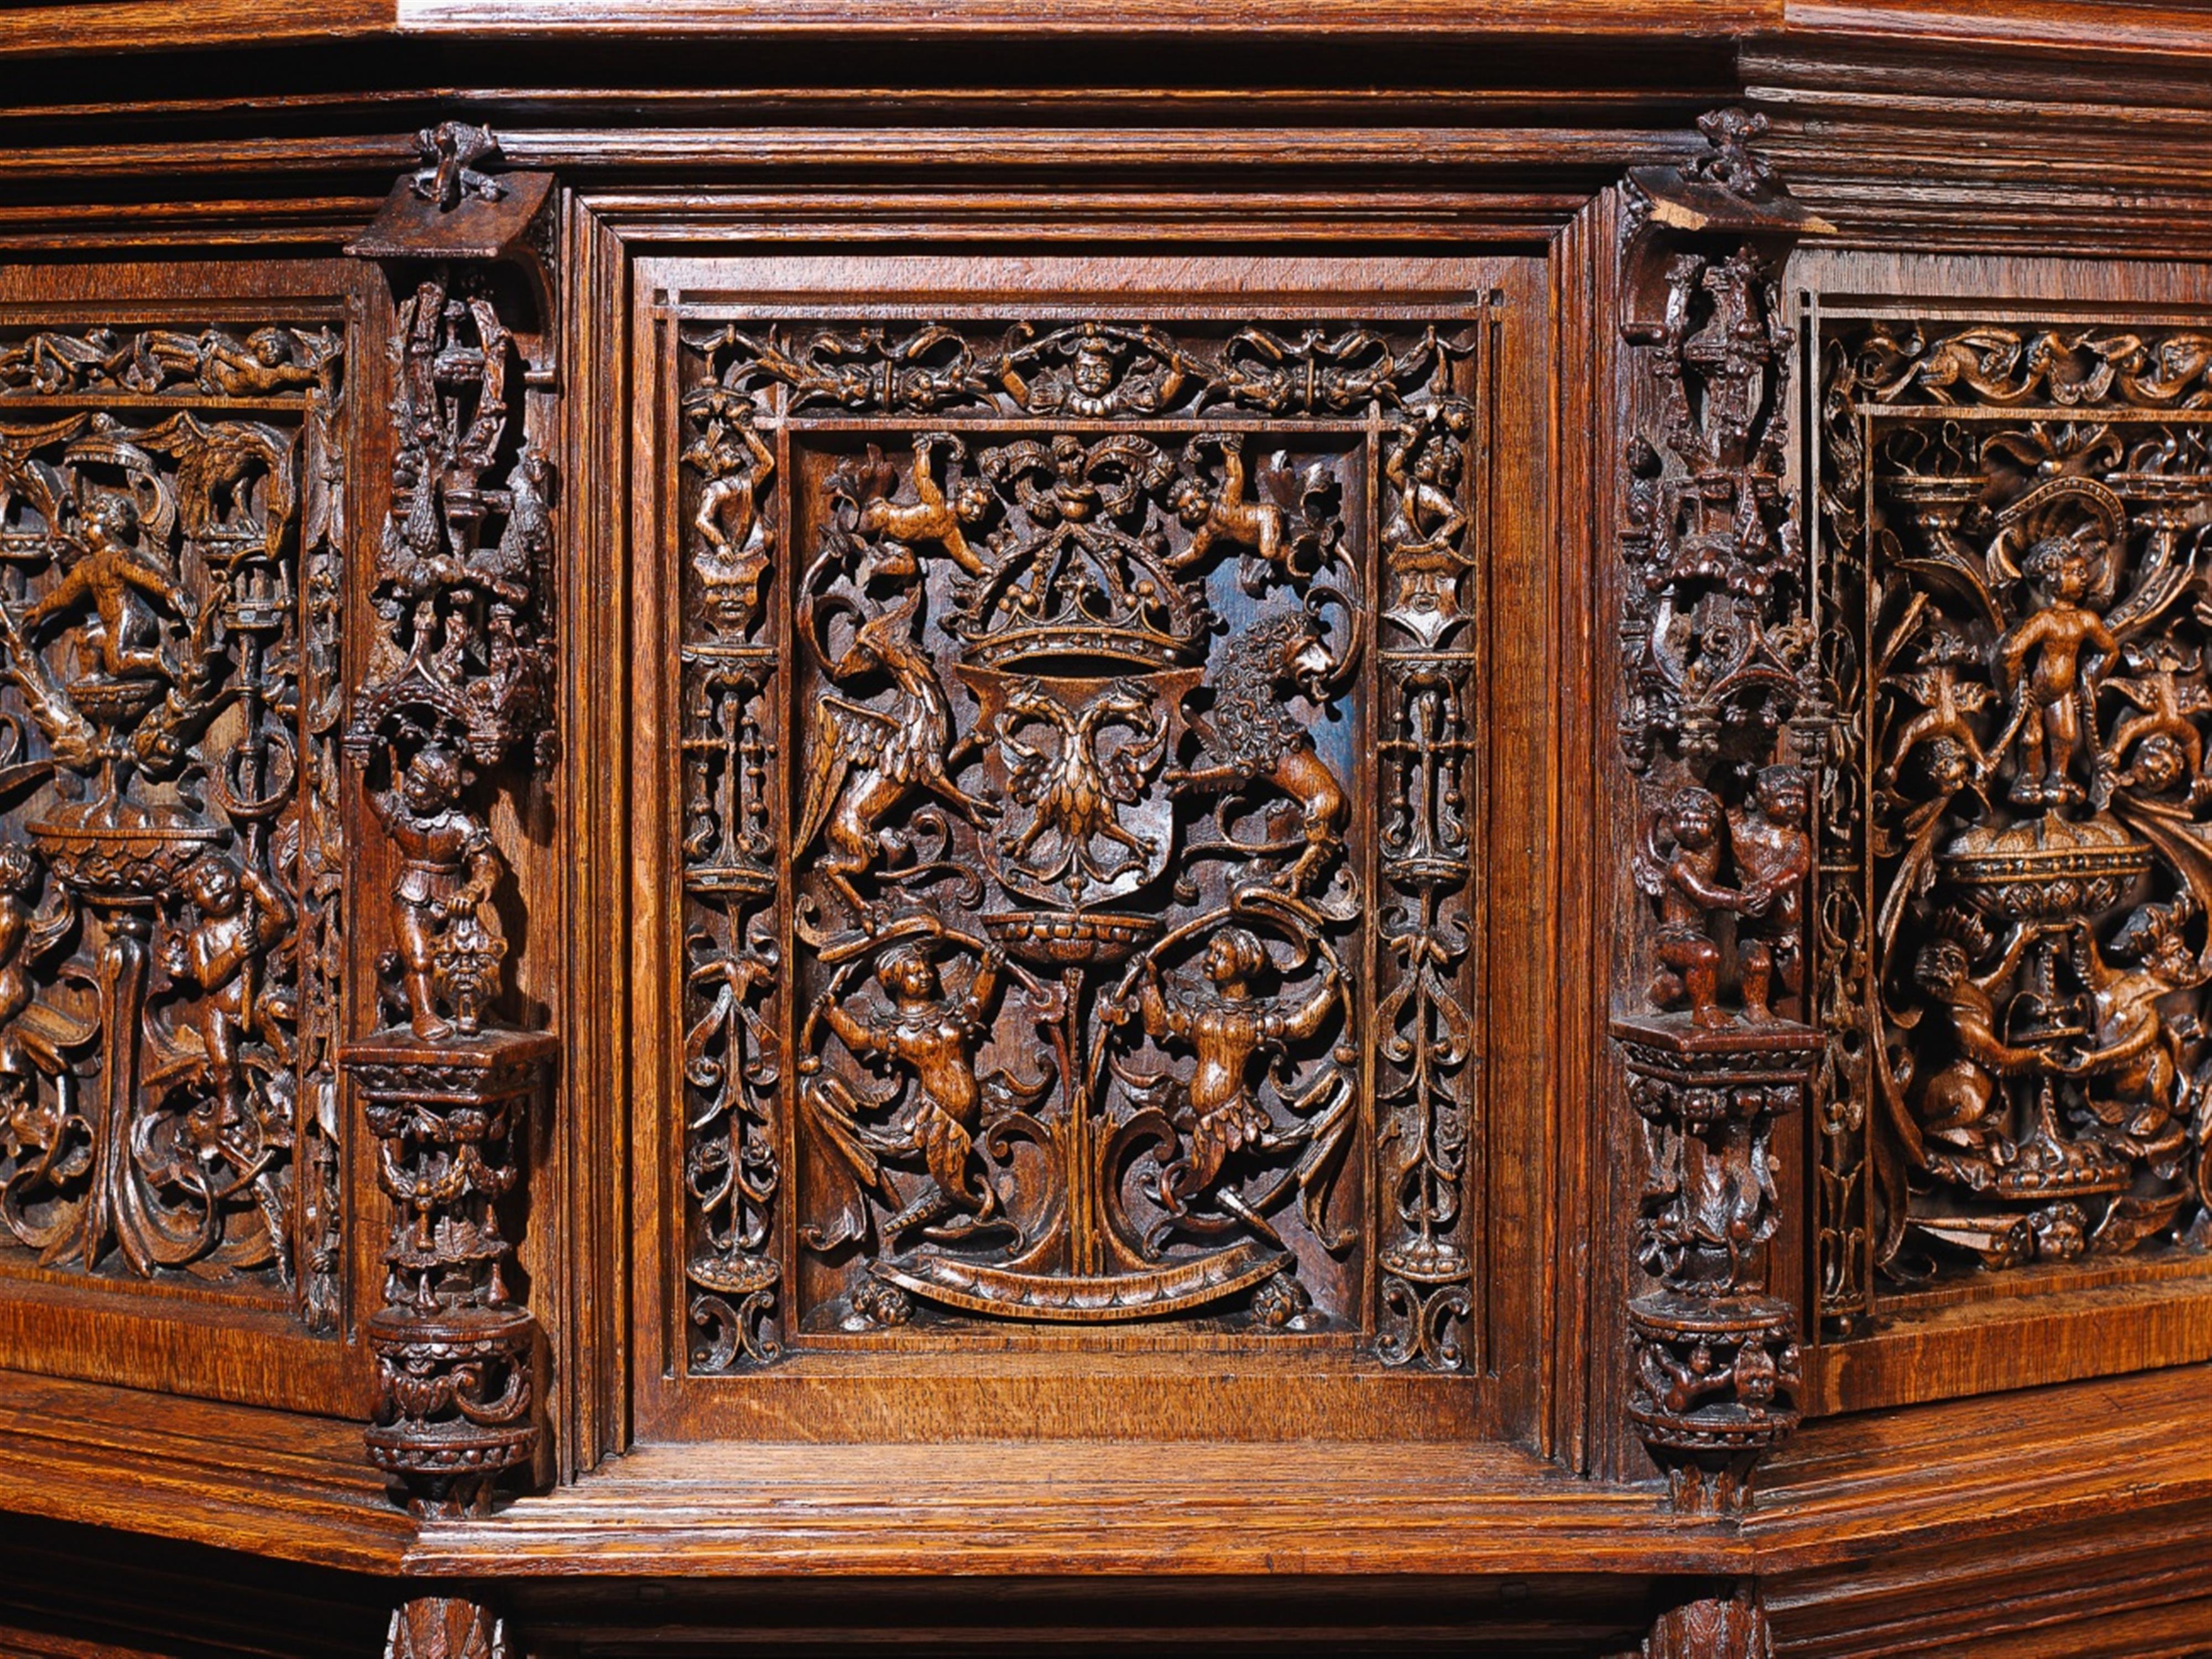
[344, 131, 561, 1516]
[675, 312, 1489, 1368]
[1813, 315, 2212, 1322]
[1614, 111, 1828, 1513]
[0, 328, 346, 1327]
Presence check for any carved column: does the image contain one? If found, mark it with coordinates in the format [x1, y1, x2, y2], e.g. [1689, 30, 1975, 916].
[1611, 111, 1831, 1515]
[342, 126, 561, 1518]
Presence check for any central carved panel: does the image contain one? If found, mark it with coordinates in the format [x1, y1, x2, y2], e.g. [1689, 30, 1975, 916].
[674, 314, 1486, 1366]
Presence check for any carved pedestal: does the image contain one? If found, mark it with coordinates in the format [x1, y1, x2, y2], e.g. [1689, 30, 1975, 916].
[1617, 1015, 1817, 1515]
[347, 1029, 556, 1517]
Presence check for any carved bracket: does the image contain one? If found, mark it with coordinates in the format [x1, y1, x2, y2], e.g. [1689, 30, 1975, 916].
[1613, 109, 1832, 1515]
[341, 123, 560, 1519]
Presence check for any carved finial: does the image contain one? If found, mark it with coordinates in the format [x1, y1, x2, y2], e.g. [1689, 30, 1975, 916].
[1688, 107, 1777, 200]
[410, 122, 507, 212]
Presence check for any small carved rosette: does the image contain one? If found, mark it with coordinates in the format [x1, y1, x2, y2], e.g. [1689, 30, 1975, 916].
[1812, 316, 2212, 1323]
[0, 319, 348, 1325]
[673, 315, 1493, 1368]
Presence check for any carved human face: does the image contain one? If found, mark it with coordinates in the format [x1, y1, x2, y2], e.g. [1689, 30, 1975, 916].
[2133, 734, 2185, 794]
[1757, 773, 1809, 825]
[1915, 940, 1966, 998]
[1671, 794, 1720, 848]
[953, 481, 993, 525]
[1072, 343, 1117, 397]
[884, 952, 940, 1001]
[1171, 481, 1209, 528]
[402, 751, 461, 813]
[188, 859, 240, 915]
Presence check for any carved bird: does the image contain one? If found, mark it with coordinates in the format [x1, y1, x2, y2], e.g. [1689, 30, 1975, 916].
[998, 677, 1164, 889]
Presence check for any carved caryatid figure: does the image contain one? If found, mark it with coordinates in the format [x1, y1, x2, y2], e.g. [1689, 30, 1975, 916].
[685, 399, 776, 633]
[1728, 765, 1812, 1022]
[1169, 611, 1349, 894]
[366, 744, 502, 1041]
[1129, 925, 1340, 1214]
[796, 583, 997, 914]
[1993, 531, 2119, 807]
[854, 432, 992, 580]
[807, 938, 1009, 1246]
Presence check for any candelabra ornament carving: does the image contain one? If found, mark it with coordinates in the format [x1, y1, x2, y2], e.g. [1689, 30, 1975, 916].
[0, 322, 347, 1326]
[343, 127, 560, 1517]
[675, 311, 1489, 1368]
[1809, 317, 2212, 1329]
[1614, 110, 1830, 1514]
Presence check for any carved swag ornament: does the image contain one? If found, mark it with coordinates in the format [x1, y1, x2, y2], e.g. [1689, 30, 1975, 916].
[675, 314, 1490, 1369]
[0, 322, 347, 1324]
[1614, 110, 1830, 1516]
[342, 123, 560, 1519]
[1812, 316, 2212, 1324]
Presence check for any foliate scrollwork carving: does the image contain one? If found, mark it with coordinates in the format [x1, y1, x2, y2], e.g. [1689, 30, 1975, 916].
[675, 312, 1489, 1367]
[1812, 316, 2212, 1315]
[1614, 111, 1828, 1514]
[343, 127, 560, 1517]
[0, 323, 347, 1326]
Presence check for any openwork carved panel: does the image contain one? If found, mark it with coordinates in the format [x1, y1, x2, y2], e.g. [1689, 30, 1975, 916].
[1813, 312, 2212, 1323]
[0, 319, 347, 1325]
[672, 312, 1492, 1368]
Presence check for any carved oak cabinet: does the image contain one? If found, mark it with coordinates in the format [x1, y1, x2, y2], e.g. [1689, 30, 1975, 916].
[1, 5, 2210, 1655]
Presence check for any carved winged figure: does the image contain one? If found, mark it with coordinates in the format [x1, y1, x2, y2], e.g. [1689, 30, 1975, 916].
[997, 677, 1165, 890]
[797, 584, 997, 914]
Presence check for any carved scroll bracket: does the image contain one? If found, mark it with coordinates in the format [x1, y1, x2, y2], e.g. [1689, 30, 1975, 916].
[1612, 110, 1832, 1517]
[342, 122, 562, 1520]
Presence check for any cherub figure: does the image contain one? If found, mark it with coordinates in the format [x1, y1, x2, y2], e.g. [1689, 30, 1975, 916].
[0, 844, 84, 1086]
[855, 432, 992, 578]
[685, 403, 775, 632]
[1879, 626, 1998, 794]
[2062, 899, 2207, 1164]
[1913, 916, 2045, 1157]
[162, 852, 297, 1130]
[19, 494, 182, 684]
[194, 327, 333, 397]
[1166, 434, 1286, 578]
[1382, 403, 1472, 559]
[1632, 786, 1747, 1030]
[1994, 534, 2118, 807]
[1130, 926, 1339, 1214]
[2099, 640, 2211, 806]
[1729, 765, 1813, 1022]
[366, 744, 501, 1040]
[816, 941, 1007, 1244]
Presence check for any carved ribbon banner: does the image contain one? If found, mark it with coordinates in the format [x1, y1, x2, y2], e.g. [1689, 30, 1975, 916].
[0, 320, 346, 1327]
[1813, 316, 2212, 1324]
[675, 313, 1490, 1369]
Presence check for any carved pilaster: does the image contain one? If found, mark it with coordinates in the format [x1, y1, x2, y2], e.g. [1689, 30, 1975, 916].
[342, 123, 560, 1518]
[1636, 1584, 1773, 1659]
[1613, 110, 1831, 1515]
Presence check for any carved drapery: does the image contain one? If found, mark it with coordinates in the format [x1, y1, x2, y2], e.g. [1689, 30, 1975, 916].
[1812, 315, 2212, 1327]
[341, 124, 560, 1517]
[1613, 111, 1829, 1514]
[0, 319, 347, 1327]
[674, 312, 1490, 1368]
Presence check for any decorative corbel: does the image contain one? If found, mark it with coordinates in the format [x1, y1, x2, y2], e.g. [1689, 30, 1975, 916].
[341, 122, 562, 1520]
[1611, 109, 1833, 1517]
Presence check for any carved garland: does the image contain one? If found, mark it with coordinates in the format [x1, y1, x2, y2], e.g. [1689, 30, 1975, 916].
[675, 312, 1488, 1368]
[1613, 109, 1829, 1516]
[341, 123, 561, 1519]
[0, 322, 348, 1326]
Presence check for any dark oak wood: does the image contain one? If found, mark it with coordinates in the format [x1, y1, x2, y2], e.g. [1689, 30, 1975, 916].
[0, 10, 2207, 1655]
